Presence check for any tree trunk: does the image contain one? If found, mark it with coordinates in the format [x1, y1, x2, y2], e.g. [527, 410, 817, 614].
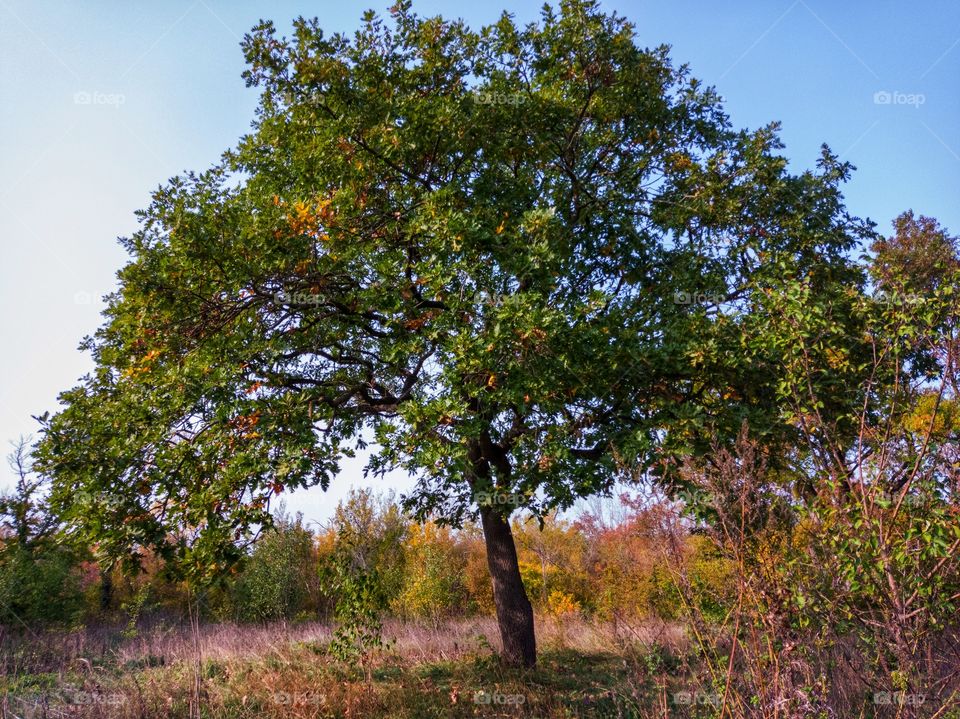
[480, 505, 536, 667]
[99, 566, 114, 611]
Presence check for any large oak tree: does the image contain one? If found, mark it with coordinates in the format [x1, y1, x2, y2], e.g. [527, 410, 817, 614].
[35, 0, 870, 666]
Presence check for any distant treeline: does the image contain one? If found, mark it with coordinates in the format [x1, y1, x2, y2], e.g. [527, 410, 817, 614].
[0, 486, 727, 629]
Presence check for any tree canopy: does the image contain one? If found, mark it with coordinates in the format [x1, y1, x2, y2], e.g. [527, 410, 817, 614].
[34, 2, 874, 665]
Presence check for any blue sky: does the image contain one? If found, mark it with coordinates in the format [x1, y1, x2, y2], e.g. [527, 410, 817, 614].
[1, 0, 957, 525]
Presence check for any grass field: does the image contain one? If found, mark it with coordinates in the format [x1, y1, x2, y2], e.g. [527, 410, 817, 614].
[1, 617, 699, 718]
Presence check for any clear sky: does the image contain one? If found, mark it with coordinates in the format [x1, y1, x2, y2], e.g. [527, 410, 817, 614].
[1, 0, 957, 526]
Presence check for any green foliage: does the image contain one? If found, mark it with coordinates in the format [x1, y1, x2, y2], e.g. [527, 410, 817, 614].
[321, 546, 389, 671]
[34, 0, 870, 577]
[119, 582, 151, 638]
[314, 490, 405, 669]
[227, 509, 317, 622]
[328, 489, 408, 606]
[803, 479, 960, 633]
[682, 535, 735, 622]
[0, 543, 85, 627]
[0, 438, 86, 627]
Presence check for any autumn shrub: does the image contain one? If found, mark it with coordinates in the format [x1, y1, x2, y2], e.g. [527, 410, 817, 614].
[579, 507, 659, 620]
[668, 426, 960, 717]
[392, 522, 467, 626]
[577, 497, 733, 623]
[513, 515, 592, 614]
[100, 548, 194, 622]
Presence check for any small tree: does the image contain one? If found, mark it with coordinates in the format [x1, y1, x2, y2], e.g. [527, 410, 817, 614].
[0, 438, 84, 627]
[0, 438, 57, 551]
[314, 490, 407, 672]
[327, 489, 408, 604]
[229, 507, 318, 622]
[321, 531, 391, 677]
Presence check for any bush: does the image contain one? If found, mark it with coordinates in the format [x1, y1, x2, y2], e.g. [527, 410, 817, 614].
[392, 522, 466, 625]
[227, 510, 318, 622]
[0, 543, 85, 626]
[0, 437, 86, 627]
[325, 489, 408, 608]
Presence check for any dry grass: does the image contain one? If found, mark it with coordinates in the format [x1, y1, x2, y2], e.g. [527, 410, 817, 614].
[6, 615, 954, 718]
[0, 615, 690, 718]
[0, 614, 687, 671]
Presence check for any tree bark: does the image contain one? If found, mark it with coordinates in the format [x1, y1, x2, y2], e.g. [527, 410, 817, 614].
[480, 505, 536, 667]
[99, 566, 114, 611]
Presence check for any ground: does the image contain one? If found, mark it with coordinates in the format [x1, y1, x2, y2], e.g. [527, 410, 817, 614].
[1, 617, 696, 718]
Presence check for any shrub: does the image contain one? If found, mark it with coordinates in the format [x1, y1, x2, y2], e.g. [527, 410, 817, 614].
[0, 543, 85, 626]
[228, 510, 318, 622]
[392, 522, 466, 625]
[0, 437, 86, 627]
[321, 533, 391, 677]
[326, 489, 408, 607]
